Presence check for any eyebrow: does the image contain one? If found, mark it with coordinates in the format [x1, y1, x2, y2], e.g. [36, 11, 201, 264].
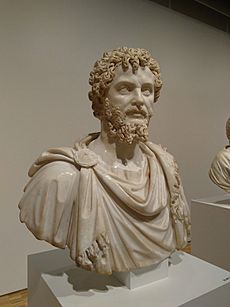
[115, 81, 135, 87]
[114, 81, 154, 88]
[141, 82, 154, 88]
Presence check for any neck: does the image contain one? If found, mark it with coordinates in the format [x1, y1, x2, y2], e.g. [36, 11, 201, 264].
[88, 123, 143, 167]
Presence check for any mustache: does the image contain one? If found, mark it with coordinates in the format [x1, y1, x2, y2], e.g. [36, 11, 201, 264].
[125, 107, 148, 117]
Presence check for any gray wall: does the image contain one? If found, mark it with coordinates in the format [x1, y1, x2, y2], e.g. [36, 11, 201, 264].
[0, 0, 229, 294]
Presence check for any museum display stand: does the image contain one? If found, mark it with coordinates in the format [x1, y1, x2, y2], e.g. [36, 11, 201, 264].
[192, 194, 230, 271]
[28, 249, 230, 307]
[113, 258, 168, 290]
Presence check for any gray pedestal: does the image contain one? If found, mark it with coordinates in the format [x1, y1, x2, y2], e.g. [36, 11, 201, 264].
[192, 194, 230, 271]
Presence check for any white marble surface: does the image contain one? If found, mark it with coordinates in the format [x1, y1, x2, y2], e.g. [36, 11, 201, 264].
[19, 48, 190, 275]
[209, 117, 230, 193]
[113, 258, 168, 289]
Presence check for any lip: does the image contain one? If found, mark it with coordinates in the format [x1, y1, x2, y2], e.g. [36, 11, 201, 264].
[125, 109, 147, 118]
[127, 113, 145, 118]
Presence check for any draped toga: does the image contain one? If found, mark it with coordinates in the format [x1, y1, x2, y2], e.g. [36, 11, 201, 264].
[19, 133, 190, 274]
[209, 146, 230, 193]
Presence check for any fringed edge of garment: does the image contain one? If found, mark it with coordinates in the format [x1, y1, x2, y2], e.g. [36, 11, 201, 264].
[76, 232, 110, 271]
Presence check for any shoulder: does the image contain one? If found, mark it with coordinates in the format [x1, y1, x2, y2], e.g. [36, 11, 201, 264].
[144, 141, 175, 164]
[24, 160, 80, 193]
[215, 146, 230, 160]
[209, 147, 230, 191]
[37, 160, 79, 176]
[32, 159, 79, 179]
[210, 147, 230, 173]
[144, 141, 182, 185]
[28, 145, 99, 177]
[28, 146, 77, 177]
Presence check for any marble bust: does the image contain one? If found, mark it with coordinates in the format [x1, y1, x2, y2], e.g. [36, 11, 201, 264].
[209, 117, 230, 193]
[19, 47, 191, 275]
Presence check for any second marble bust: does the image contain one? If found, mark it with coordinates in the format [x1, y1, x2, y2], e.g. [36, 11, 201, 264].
[209, 117, 230, 193]
[19, 47, 191, 275]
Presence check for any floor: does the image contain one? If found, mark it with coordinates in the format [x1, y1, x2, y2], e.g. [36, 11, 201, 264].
[0, 289, 27, 307]
[0, 244, 192, 306]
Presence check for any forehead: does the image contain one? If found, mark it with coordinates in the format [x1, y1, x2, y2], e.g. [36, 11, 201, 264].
[110, 64, 155, 85]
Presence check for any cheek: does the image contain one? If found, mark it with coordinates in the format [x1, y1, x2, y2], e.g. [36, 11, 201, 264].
[145, 100, 154, 115]
[108, 94, 128, 106]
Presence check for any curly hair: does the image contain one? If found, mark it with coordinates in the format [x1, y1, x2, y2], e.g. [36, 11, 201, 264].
[88, 47, 163, 119]
[226, 117, 230, 142]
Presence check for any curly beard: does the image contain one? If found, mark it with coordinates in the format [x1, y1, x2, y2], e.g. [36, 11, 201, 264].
[102, 99, 150, 145]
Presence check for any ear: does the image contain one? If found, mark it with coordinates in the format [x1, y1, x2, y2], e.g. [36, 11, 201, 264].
[92, 97, 105, 120]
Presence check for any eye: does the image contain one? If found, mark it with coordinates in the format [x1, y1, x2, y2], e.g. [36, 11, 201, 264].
[118, 85, 131, 94]
[142, 87, 152, 96]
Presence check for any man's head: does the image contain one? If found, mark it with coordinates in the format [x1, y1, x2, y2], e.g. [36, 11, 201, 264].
[88, 47, 163, 144]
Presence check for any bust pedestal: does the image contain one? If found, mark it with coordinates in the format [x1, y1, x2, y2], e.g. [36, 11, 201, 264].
[113, 259, 168, 289]
[192, 194, 230, 271]
[28, 249, 230, 307]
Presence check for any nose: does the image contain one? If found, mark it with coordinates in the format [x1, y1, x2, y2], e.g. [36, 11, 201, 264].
[131, 88, 144, 107]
